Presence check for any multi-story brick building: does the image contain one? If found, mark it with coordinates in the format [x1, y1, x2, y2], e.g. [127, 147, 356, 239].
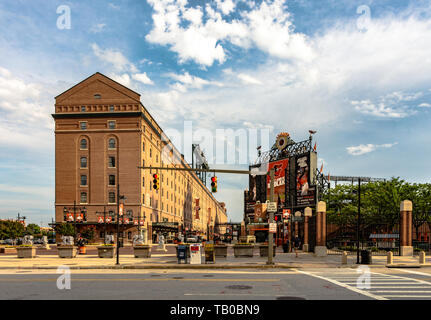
[52, 72, 227, 243]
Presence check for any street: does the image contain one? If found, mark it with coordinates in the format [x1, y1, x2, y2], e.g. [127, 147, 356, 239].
[1, 268, 431, 300]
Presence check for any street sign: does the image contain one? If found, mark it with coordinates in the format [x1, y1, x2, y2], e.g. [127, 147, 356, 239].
[269, 222, 277, 233]
[267, 202, 277, 213]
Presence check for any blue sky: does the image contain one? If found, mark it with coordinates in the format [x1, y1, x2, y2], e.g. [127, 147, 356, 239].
[0, 0, 431, 225]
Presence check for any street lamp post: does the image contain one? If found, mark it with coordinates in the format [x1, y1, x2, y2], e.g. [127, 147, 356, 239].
[116, 184, 126, 265]
[356, 178, 361, 264]
[267, 168, 275, 265]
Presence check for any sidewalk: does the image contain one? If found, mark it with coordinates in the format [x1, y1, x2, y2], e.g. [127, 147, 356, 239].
[1, 247, 430, 270]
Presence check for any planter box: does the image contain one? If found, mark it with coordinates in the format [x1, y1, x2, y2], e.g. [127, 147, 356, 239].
[233, 245, 254, 257]
[214, 245, 228, 258]
[259, 245, 276, 257]
[97, 246, 115, 258]
[16, 247, 36, 258]
[0, 247, 17, 254]
[133, 245, 151, 258]
[57, 245, 77, 258]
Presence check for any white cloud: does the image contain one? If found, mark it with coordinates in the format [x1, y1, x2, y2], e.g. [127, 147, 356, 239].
[109, 73, 131, 87]
[346, 142, 398, 156]
[145, 0, 313, 66]
[351, 100, 411, 118]
[91, 43, 136, 72]
[237, 73, 262, 85]
[132, 72, 154, 85]
[419, 103, 431, 108]
[215, 0, 236, 15]
[167, 72, 223, 92]
[90, 23, 106, 33]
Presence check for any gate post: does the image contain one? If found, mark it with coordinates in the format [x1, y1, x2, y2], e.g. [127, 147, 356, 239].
[303, 207, 312, 252]
[315, 201, 327, 257]
[400, 200, 413, 256]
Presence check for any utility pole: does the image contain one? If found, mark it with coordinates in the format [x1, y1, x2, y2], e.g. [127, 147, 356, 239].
[116, 185, 120, 265]
[267, 168, 275, 265]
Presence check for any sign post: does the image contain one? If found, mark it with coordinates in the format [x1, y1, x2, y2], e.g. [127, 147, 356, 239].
[267, 169, 275, 265]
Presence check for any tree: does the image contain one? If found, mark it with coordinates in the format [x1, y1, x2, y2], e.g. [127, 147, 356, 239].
[25, 223, 41, 236]
[0, 220, 25, 244]
[81, 226, 96, 242]
[56, 223, 75, 237]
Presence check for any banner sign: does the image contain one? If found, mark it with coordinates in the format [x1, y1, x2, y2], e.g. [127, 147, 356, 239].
[266, 159, 289, 205]
[119, 203, 124, 216]
[106, 216, 112, 223]
[98, 216, 104, 223]
[295, 153, 316, 207]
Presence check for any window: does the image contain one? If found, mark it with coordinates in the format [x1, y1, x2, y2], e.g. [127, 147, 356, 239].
[126, 210, 133, 218]
[109, 192, 116, 203]
[108, 138, 116, 149]
[128, 232, 132, 240]
[109, 105, 114, 111]
[80, 139, 87, 149]
[150, 149, 152, 158]
[142, 142, 145, 151]
[80, 157, 87, 168]
[142, 193, 145, 203]
[80, 122, 87, 130]
[109, 175, 116, 186]
[142, 177, 145, 187]
[94, 94, 101, 99]
[80, 192, 87, 204]
[80, 175, 87, 186]
[108, 156, 115, 168]
[81, 106, 86, 112]
[156, 155, 158, 162]
[108, 121, 116, 129]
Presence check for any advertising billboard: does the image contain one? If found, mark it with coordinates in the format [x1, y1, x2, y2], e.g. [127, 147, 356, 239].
[295, 153, 316, 207]
[266, 159, 289, 205]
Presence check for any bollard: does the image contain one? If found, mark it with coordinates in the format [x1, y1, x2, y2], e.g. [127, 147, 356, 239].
[419, 251, 426, 264]
[387, 251, 393, 265]
[341, 251, 348, 265]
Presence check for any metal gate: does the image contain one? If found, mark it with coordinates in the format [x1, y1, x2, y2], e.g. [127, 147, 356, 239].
[308, 215, 316, 252]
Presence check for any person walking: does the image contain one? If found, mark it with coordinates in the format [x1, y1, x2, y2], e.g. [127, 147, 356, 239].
[293, 235, 301, 258]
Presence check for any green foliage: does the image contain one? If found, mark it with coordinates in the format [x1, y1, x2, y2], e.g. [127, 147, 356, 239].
[25, 223, 41, 236]
[322, 178, 431, 239]
[0, 220, 25, 241]
[81, 226, 96, 241]
[55, 223, 76, 236]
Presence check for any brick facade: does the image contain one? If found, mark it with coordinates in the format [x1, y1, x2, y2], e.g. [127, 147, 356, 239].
[53, 73, 227, 243]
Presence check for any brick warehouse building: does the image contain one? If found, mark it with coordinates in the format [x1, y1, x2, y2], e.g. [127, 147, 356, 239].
[52, 72, 227, 244]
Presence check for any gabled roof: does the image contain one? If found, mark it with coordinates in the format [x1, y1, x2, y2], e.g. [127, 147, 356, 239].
[55, 72, 141, 104]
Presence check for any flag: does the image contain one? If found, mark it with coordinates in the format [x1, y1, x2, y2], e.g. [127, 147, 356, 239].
[313, 143, 317, 152]
[320, 163, 323, 173]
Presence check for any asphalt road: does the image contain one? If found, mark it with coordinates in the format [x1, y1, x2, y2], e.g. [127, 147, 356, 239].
[0, 268, 430, 300]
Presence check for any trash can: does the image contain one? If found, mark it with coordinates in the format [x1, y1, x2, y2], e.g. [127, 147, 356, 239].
[360, 250, 372, 264]
[204, 244, 215, 264]
[282, 242, 289, 253]
[78, 246, 86, 255]
[177, 245, 188, 264]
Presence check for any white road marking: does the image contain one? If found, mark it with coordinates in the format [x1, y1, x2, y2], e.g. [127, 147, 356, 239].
[391, 269, 431, 278]
[295, 269, 387, 300]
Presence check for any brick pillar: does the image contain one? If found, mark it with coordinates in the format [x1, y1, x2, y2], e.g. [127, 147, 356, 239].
[303, 207, 312, 252]
[400, 200, 413, 256]
[315, 201, 327, 256]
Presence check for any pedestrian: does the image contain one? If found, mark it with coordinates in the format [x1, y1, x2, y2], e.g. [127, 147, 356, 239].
[293, 235, 301, 258]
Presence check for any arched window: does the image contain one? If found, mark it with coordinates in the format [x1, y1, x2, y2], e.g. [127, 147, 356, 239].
[108, 138, 116, 149]
[80, 139, 87, 149]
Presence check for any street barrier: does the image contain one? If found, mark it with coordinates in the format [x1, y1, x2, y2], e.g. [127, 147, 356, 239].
[387, 251, 393, 265]
[341, 251, 347, 264]
[419, 251, 426, 264]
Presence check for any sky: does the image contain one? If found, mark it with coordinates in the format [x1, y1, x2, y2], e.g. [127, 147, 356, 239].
[0, 0, 431, 226]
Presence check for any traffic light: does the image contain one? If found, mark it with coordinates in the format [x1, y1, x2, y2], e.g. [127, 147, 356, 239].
[152, 173, 159, 190]
[211, 176, 217, 193]
[274, 214, 282, 222]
